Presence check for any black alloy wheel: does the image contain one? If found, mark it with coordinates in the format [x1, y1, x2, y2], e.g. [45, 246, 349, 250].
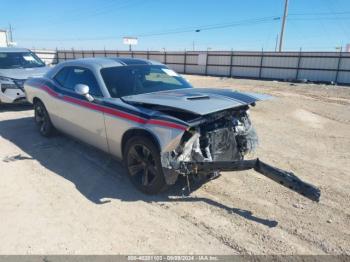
[34, 101, 54, 137]
[125, 136, 167, 194]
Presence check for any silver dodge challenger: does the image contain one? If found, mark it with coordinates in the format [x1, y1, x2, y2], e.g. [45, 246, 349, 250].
[24, 57, 320, 202]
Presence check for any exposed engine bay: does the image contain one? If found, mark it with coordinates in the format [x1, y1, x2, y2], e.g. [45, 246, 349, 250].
[201, 108, 257, 161]
[161, 106, 257, 178]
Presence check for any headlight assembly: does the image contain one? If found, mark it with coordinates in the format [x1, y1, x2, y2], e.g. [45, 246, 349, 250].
[0, 77, 18, 92]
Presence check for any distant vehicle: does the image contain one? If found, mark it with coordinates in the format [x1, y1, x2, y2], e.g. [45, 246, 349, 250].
[24, 57, 320, 202]
[0, 48, 49, 104]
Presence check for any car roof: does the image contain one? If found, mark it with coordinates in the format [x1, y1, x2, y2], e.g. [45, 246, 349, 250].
[0, 47, 31, 53]
[57, 57, 164, 69]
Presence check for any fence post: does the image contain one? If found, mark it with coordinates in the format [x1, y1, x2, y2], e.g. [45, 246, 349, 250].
[72, 48, 75, 59]
[259, 48, 264, 79]
[147, 50, 150, 60]
[295, 48, 302, 80]
[164, 51, 167, 65]
[229, 51, 234, 78]
[116, 50, 119, 57]
[104, 48, 107, 57]
[82, 50, 84, 58]
[184, 50, 187, 74]
[335, 48, 342, 84]
[204, 52, 209, 76]
[92, 50, 95, 57]
[131, 51, 134, 58]
[64, 49, 67, 61]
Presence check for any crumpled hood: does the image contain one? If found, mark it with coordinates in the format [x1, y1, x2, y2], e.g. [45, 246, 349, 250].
[0, 66, 50, 80]
[122, 88, 272, 116]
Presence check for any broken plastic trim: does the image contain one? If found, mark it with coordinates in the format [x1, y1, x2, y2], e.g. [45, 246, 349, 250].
[179, 159, 321, 202]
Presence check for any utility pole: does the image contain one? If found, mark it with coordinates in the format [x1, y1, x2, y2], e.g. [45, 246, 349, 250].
[8, 23, 13, 43]
[278, 0, 289, 52]
[275, 34, 279, 52]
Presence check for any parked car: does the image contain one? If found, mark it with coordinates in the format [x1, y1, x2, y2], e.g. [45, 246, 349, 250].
[24, 57, 320, 201]
[0, 47, 49, 104]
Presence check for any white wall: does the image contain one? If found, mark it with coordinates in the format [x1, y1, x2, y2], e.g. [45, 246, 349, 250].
[35, 49, 350, 85]
[0, 31, 8, 47]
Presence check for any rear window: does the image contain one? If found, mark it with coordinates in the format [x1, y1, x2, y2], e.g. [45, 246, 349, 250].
[54, 67, 70, 86]
[100, 65, 192, 98]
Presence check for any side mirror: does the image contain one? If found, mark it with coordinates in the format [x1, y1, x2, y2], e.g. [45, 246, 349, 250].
[74, 84, 94, 102]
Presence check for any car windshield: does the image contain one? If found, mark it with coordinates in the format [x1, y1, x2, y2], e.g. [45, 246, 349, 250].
[0, 52, 45, 69]
[100, 65, 192, 98]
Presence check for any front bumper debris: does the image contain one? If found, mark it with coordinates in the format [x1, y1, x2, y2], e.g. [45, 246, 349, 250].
[179, 159, 321, 202]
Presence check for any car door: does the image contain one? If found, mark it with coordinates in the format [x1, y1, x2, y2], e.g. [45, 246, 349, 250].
[52, 66, 109, 152]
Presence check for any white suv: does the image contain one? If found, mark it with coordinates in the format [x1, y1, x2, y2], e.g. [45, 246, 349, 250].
[0, 47, 49, 103]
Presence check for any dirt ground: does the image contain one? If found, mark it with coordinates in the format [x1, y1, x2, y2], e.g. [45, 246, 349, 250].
[0, 75, 349, 255]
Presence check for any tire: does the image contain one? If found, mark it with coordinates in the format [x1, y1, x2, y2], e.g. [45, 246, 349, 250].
[34, 100, 55, 137]
[124, 136, 167, 194]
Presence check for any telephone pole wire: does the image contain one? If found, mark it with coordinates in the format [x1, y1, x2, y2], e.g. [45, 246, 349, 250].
[278, 0, 289, 52]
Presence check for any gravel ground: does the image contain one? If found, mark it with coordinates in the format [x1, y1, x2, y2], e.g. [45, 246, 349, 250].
[0, 76, 349, 255]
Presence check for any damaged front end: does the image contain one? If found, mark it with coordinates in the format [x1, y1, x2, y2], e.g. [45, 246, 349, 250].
[161, 106, 258, 182]
[161, 106, 255, 170]
[161, 106, 320, 202]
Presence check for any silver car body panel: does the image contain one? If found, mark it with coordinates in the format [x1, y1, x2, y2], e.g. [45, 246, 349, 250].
[24, 57, 267, 161]
[102, 97, 185, 158]
[122, 88, 271, 116]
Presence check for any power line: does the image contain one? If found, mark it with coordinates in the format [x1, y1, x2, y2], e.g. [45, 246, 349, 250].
[321, 0, 349, 37]
[61, 0, 139, 23]
[139, 17, 280, 37]
[18, 0, 142, 32]
[289, 11, 350, 16]
[17, 16, 281, 42]
[291, 17, 350, 21]
[15, 6, 350, 49]
[44, 0, 117, 23]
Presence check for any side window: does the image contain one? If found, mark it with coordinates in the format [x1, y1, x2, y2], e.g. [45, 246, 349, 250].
[58, 67, 102, 97]
[53, 67, 70, 87]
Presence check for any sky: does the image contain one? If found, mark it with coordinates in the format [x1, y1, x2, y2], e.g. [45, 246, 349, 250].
[0, 0, 349, 51]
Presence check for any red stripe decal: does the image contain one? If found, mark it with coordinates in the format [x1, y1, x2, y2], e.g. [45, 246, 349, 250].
[38, 85, 187, 131]
[41, 85, 59, 98]
[63, 95, 147, 124]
